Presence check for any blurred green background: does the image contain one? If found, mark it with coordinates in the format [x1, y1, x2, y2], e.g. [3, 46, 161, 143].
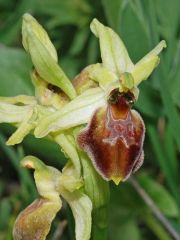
[0, 0, 180, 239]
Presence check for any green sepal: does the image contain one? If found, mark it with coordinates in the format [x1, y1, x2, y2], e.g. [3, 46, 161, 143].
[34, 87, 106, 138]
[90, 18, 134, 76]
[22, 14, 76, 100]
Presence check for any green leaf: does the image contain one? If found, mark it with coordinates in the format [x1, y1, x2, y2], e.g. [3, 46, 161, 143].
[164, 124, 178, 181]
[101, 0, 122, 32]
[148, 125, 179, 201]
[171, 66, 180, 108]
[60, 56, 81, 79]
[0, 0, 36, 45]
[37, 0, 91, 27]
[109, 219, 142, 240]
[135, 82, 162, 118]
[158, 62, 180, 151]
[154, 0, 180, 39]
[69, 28, 89, 56]
[143, 213, 172, 240]
[0, 47, 33, 96]
[138, 174, 179, 217]
[86, 36, 99, 65]
[0, 199, 11, 230]
[120, 2, 150, 62]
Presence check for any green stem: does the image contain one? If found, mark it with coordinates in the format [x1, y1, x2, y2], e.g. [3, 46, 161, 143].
[129, 177, 180, 240]
[91, 206, 109, 240]
[143, 213, 172, 240]
[79, 152, 110, 240]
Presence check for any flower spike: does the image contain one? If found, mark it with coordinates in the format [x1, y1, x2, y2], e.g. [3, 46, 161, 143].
[0, 14, 167, 240]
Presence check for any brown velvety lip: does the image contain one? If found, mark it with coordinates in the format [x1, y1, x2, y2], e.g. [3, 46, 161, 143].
[78, 90, 145, 184]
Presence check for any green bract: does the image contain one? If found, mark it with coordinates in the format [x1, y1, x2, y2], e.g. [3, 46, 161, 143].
[0, 13, 166, 240]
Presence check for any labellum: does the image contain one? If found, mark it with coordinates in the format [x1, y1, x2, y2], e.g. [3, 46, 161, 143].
[78, 89, 145, 184]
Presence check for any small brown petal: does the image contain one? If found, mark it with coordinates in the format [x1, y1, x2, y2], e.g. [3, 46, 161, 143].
[77, 91, 145, 184]
[13, 198, 61, 240]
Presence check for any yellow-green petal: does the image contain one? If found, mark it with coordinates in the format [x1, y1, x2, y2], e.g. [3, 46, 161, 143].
[60, 162, 83, 192]
[54, 133, 81, 177]
[85, 63, 118, 89]
[61, 189, 92, 240]
[131, 40, 166, 85]
[0, 103, 33, 123]
[132, 56, 160, 85]
[136, 40, 166, 64]
[6, 108, 36, 145]
[0, 95, 36, 105]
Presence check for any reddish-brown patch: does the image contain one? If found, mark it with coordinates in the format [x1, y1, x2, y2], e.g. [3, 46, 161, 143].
[77, 91, 145, 181]
[72, 68, 98, 94]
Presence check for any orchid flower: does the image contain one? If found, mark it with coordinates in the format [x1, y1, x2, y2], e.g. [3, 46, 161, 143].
[0, 13, 166, 240]
[32, 19, 166, 184]
[13, 156, 92, 240]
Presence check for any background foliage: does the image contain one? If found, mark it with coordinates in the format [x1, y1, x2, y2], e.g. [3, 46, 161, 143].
[0, 0, 180, 239]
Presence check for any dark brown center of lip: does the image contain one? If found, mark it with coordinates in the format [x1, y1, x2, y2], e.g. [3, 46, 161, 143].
[108, 89, 135, 119]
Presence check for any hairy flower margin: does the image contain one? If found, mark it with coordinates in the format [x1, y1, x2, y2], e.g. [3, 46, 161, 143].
[0, 14, 166, 240]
